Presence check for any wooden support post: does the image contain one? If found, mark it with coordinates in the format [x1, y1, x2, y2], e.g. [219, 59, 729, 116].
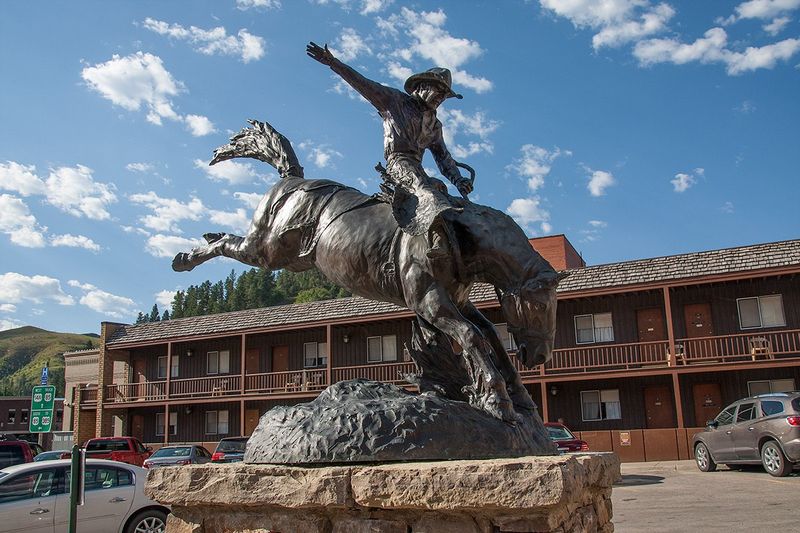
[240, 333, 246, 395]
[326, 324, 332, 387]
[163, 404, 170, 445]
[166, 342, 173, 399]
[240, 399, 245, 437]
[663, 286, 677, 367]
[540, 381, 549, 423]
[672, 372, 685, 428]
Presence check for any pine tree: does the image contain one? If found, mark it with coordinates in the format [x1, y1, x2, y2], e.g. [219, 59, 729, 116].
[149, 304, 161, 322]
[161, 309, 171, 321]
[135, 312, 147, 324]
[171, 291, 185, 318]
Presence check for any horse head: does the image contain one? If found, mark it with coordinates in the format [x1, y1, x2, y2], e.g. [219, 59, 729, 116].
[496, 270, 569, 368]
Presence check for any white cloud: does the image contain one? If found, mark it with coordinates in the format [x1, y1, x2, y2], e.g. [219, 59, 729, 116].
[507, 145, 569, 192]
[312, 0, 393, 14]
[720, 201, 735, 213]
[126, 162, 154, 173]
[50, 234, 101, 252]
[0, 195, 47, 248]
[129, 191, 204, 233]
[540, 0, 675, 49]
[382, 8, 492, 93]
[209, 208, 251, 233]
[587, 169, 615, 196]
[44, 165, 117, 220]
[588, 220, 607, 228]
[68, 280, 137, 319]
[634, 27, 800, 75]
[194, 158, 259, 185]
[438, 109, 500, 159]
[333, 28, 372, 61]
[0, 318, 25, 331]
[670, 173, 695, 193]
[237, 0, 281, 9]
[764, 16, 792, 35]
[155, 289, 177, 309]
[0, 161, 46, 196]
[506, 197, 551, 235]
[0, 273, 74, 306]
[0, 303, 17, 313]
[184, 114, 216, 137]
[142, 18, 266, 63]
[728, 0, 800, 22]
[298, 142, 343, 169]
[234, 192, 264, 210]
[144, 234, 204, 258]
[82, 52, 183, 125]
[735, 100, 757, 113]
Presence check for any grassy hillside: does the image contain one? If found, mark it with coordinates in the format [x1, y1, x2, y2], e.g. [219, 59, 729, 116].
[0, 326, 98, 397]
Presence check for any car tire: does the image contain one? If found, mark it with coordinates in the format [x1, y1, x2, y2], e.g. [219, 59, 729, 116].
[695, 442, 716, 472]
[125, 509, 167, 533]
[761, 441, 793, 478]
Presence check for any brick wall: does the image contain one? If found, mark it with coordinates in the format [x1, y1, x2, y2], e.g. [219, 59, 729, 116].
[529, 235, 585, 271]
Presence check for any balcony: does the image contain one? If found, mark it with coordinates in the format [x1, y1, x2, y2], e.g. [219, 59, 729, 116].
[78, 386, 98, 405]
[100, 329, 800, 405]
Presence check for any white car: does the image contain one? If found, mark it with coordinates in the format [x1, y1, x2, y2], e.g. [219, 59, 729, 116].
[0, 458, 169, 533]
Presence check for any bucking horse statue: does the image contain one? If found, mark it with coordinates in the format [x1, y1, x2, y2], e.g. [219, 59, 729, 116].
[173, 119, 566, 425]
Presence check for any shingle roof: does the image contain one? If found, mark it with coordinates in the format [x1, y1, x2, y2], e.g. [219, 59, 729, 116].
[107, 239, 800, 346]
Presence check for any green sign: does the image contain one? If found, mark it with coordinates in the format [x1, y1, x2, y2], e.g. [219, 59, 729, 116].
[30, 385, 56, 433]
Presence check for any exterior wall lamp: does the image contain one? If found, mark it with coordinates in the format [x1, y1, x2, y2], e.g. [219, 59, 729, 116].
[343, 334, 350, 344]
[184, 406, 192, 415]
[186, 348, 194, 357]
[550, 385, 559, 396]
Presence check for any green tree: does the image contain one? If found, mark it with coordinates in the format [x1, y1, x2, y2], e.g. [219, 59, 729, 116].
[148, 304, 161, 322]
[135, 312, 147, 324]
[161, 309, 171, 321]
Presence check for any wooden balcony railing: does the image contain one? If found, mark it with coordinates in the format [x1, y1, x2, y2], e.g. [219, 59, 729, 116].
[245, 369, 328, 394]
[677, 329, 800, 364]
[332, 361, 417, 385]
[106, 381, 167, 403]
[78, 387, 98, 404]
[545, 340, 670, 373]
[170, 375, 241, 398]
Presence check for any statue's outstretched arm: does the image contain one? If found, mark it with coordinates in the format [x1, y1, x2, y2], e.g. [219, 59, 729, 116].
[306, 41, 392, 110]
[430, 123, 474, 197]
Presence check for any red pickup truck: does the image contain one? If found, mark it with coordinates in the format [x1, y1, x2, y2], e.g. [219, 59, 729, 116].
[83, 437, 152, 466]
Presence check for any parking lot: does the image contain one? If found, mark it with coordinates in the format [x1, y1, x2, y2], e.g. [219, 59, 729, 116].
[612, 460, 798, 532]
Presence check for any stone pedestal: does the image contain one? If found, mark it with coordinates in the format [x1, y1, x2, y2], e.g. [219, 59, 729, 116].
[145, 453, 620, 533]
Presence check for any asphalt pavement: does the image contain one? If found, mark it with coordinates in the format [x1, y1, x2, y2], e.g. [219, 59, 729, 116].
[612, 460, 798, 532]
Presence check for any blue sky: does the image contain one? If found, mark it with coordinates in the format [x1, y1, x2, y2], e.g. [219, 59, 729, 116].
[1, 0, 798, 334]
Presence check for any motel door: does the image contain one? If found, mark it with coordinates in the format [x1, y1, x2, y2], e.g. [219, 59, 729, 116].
[272, 345, 289, 373]
[636, 308, 666, 342]
[245, 348, 260, 374]
[643, 385, 675, 429]
[245, 409, 260, 436]
[131, 414, 144, 441]
[133, 358, 147, 399]
[683, 303, 714, 338]
[692, 383, 722, 427]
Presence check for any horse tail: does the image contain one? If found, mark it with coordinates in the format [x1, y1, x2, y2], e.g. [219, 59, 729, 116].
[209, 119, 304, 179]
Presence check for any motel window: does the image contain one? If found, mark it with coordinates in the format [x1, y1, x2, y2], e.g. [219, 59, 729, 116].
[367, 335, 398, 363]
[155, 411, 177, 436]
[7, 409, 15, 424]
[581, 389, 621, 421]
[575, 313, 614, 344]
[20, 410, 28, 424]
[207, 351, 230, 375]
[304, 342, 328, 368]
[495, 323, 518, 351]
[205, 410, 229, 435]
[157, 356, 179, 379]
[747, 379, 795, 397]
[737, 295, 786, 329]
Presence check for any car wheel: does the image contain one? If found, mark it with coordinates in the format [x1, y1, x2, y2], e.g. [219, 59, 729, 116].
[761, 441, 792, 477]
[695, 442, 716, 472]
[125, 509, 167, 533]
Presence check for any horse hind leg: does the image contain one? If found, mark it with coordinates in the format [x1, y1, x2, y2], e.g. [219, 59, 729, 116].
[172, 232, 262, 272]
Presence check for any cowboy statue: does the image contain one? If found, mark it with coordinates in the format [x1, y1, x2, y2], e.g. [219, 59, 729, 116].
[306, 41, 474, 261]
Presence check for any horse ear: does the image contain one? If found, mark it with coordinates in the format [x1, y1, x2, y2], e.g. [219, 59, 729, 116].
[556, 271, 570, 283]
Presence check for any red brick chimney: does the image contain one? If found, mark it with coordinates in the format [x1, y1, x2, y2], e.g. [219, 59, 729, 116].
[529, 235, 585, 271]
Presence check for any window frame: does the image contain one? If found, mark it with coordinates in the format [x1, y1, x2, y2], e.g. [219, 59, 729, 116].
[303, 342, 328, 368]
[7, 409, 16, 424]
[747, 378, 796, 396]
[204, 409, 230, 435]
[494, 323, 518, 351]
[735, 402, 756, 423]
[207, 350, 230, 375]
[580, 389, 621, 421]
[574, 313, 614, 345]
[736, 295, 786, 330]
[366, 335, 398, 363]
[715, 405, 737, 426]
[155, 411, 178, 436]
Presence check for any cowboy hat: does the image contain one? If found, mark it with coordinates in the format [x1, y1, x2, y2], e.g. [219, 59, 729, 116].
[404, 68, 463, 99]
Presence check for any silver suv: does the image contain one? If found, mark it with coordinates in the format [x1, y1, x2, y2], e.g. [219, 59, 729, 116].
[693, 392, 800, 477]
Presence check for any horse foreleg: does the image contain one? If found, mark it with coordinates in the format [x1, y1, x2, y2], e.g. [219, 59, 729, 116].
[413, 287, 517, 423]
[461, 302, 537, 414]
[172, 232, 262, 272]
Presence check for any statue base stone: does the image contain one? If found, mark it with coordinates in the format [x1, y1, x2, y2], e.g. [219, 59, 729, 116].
[145, 453, 620, 533]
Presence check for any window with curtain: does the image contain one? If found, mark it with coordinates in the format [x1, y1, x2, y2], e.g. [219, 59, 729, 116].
[367, 335, 397, 363]
[207, 350, 230, 375]
[581, 389, 621, 421]
[303, 342, 328, 368]
[737, 295, 786, 329]
[575, 313, 614, 344]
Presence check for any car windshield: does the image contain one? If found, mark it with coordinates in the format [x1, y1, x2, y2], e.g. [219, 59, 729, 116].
[546, 426, 575, 440]
[217, 439, 247, 453]
[152, 447, 191, 458]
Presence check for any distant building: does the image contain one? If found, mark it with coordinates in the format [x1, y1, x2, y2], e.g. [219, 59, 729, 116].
[0, 396, 64, 443]
[73, 236, 800, 461]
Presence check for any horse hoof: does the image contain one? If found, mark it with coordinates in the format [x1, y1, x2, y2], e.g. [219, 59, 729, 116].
[172, 253, 193, 272]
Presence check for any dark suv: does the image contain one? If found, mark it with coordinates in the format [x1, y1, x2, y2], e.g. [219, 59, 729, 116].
[693, 391, 800, 477]
[0, 440, 36, 469]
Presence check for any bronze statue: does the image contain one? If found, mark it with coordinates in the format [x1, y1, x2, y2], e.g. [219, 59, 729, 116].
[306, 42, 474, 261]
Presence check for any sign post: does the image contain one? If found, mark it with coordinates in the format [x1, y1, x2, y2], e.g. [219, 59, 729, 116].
[68, 444, 85, 533]
[29, 384, 56, 433]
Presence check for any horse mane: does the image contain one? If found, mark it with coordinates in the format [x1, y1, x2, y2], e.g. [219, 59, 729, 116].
[210, 119, 304, 179]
